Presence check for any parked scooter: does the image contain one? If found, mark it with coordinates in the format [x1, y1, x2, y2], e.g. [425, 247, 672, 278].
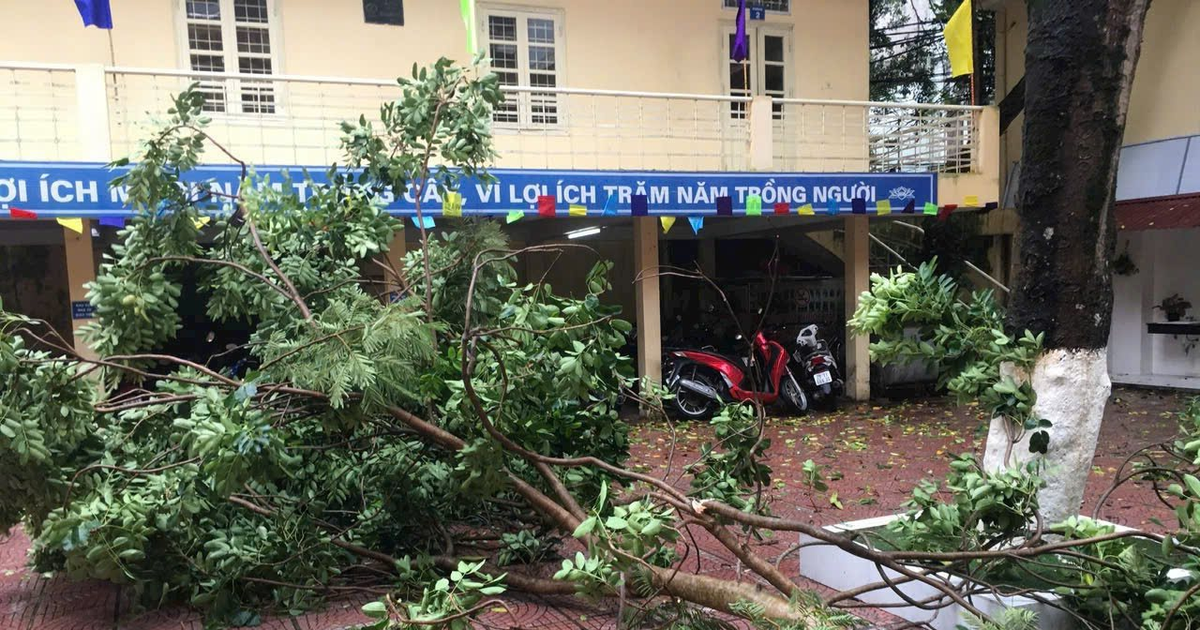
[789, 324, 842, 411]
[663, 330, 807, 420]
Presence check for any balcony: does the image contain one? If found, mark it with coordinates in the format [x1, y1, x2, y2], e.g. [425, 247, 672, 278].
[0, 62, 998, 196]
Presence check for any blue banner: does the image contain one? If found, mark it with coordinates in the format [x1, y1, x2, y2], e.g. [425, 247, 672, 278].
[0, 161, 936, 218]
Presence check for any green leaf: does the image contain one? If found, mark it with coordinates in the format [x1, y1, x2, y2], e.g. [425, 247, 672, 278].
[361, 601, 389, 620]
[572, 516, 597, 538]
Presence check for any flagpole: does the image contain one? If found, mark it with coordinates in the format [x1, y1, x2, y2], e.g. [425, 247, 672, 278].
[970, 1, 979, 105]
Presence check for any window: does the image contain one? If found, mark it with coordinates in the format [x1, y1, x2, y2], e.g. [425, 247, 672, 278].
[181, 0, 280, 114]
[725, 26, 790, 119]
[363, 0, 404, 26]
[480, 7, 563, 126]
[723, 0, 790, 12]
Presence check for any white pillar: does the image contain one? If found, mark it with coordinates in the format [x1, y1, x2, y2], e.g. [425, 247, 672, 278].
[843, 216, 870, 401]
[634, 217, 662, 388]
[66, 64, 111, 359]
[749, 95, 774, 171]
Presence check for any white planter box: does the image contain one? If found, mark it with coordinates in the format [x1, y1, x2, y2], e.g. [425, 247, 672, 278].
[798, 515, 1132, 630]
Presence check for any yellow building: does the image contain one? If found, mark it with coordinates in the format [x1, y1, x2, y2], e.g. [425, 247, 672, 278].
[984, 0, 1200, 389]
[0, 0, 1002, 399]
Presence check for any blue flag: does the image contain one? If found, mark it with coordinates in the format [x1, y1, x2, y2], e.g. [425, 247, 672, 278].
[411, 215, 436, 229]
[74, 0, 113, 29]
[688, 216, 704, 234]
[98, 216, 125, 228]
[732, 0, 748, 61]
[602, 193, 617, 216]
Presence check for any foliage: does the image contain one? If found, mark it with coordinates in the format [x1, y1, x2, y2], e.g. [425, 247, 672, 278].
[958, 609, 1038, 630]
[885, 455, 1043, 553]
[687, 403, 772, 514]
[884, 399, 1200, 630]
[0, 61, 632, 627]
[870, 0, 995, 105]
[360, 559, 506, 630]
[849, 260, 1050, 454]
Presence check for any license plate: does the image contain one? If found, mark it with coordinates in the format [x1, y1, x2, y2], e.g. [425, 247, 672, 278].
[813, 370, 832, 386]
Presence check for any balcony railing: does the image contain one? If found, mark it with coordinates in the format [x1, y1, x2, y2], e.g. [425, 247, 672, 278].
[0, 63, 987, 175]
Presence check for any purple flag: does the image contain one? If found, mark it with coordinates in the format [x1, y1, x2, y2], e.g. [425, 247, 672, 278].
[74, 0, 113, 29]
[732, 0, 748, 61]
[98, 216, 125, 228]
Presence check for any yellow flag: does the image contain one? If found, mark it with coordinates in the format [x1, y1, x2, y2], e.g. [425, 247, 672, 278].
[797, 204, 814, 216]
[57, 217, 84, 234]
[964, 195, 980, 207]
[660, 216, 676, 233]
[444, 192, 463, 217]
[876, 200, 892, 216]
[569, 204, 587, 217]
[944, 0, 974, 78]
[193, 216, 211, 229]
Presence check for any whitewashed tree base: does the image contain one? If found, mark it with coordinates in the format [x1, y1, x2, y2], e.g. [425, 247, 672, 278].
[983, 349, 1111, 525]
[798, 514, 1133, 630]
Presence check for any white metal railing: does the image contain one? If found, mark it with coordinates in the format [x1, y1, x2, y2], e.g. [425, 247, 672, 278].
[0, 63, 985, 176]
[0, 63, 80, 161]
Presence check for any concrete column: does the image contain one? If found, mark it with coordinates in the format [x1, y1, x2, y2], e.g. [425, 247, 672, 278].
[843, 216, 870, 401]
[384, 230, 407, 296]
[633, 217, 662, 387]
[64, 222, 98, 361]
[65, 64, 110, 359]
[748, 95, 774, 171]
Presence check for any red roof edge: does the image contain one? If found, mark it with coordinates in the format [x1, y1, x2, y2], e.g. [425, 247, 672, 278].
[1115, 193, 1200, 231]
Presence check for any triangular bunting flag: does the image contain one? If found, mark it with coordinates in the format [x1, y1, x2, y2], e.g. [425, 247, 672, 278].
[826, 199, 840, 216]
[716, 196, 733, 216]
[903, 199, 916, 214]
[746, 195, 762, 216]
[984, 201, 998, 210]
[412, 215, 436, 229]
[851, 198, 867, 214]
[98, 216, 125, 228]
[631, 195, 648, 216]
[876, 200, 891, 215]
[569, 204, 587, 217]
[8, 207, 37, 219]
[537, 195, 556, 218]
[797, 204, 814, 216]
[773, 202, 790, 215]
[57, 217, 84, 233]
[938, 204, 957, 222]
[688, 216, 704, 234]
[443, 192, 464, 217]
[602, 194, 617, 216]
[923, 202, 938, 216]
[506, 210, 524, 224]
[964, 195, 980, 207]
[193, 216, 211, 229]
[660, 216, 676, 233]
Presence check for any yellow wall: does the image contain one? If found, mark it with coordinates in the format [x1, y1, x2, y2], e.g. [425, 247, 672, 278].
[996, 0, 1200, 177]
[0, 0, 868, 99]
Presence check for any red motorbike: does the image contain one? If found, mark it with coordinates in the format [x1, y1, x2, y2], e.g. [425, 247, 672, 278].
[663, 330, 807, 420]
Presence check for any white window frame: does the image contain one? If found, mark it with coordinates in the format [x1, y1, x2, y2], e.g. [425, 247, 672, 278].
[477, 3, 566, 130]
[175, 0, 284, 116]
[721, 24, 792, 119]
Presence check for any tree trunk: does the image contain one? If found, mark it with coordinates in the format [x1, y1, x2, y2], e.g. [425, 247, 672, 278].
[987, 0, 1152, 525]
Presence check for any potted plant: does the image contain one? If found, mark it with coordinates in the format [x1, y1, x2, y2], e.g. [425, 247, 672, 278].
[1155, 294, 1192, 322]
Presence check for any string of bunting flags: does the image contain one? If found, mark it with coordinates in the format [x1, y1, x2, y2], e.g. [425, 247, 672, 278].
[4, 196, 999, 235]
[0, 161, 998, 235]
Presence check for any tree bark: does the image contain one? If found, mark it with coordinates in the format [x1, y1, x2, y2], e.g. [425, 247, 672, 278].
[991, 0, 1152, 524]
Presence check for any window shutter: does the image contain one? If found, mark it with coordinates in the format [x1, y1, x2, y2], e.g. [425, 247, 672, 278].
[363, 0, 404, 26]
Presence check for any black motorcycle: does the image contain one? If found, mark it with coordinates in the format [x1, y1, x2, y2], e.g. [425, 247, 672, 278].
[789, 324, 842, 411]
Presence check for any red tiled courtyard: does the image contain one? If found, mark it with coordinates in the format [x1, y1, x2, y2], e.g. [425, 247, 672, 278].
[0, 387, 1188, 629]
